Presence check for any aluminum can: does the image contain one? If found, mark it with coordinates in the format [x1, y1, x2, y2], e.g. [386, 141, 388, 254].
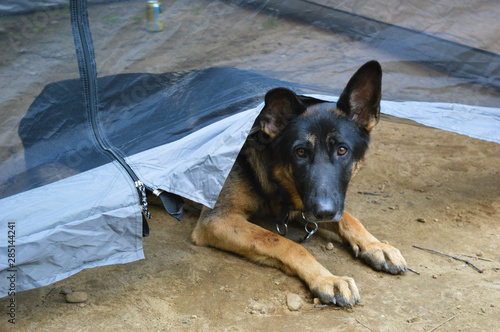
[147, 1, 164, 31]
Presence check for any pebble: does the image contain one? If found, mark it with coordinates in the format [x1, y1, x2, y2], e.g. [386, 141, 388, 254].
[432, 274, 438, 279]
[417, 217, 426, 223]
[60, 286, 72, 295]
[326, 242, 334, 250]
[248, 302, 263, 311]
[286, 293, 304, 311]
[65, 291, 88, 303]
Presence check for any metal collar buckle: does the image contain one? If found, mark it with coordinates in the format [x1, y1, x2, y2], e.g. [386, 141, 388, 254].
[301, 213, 318, 242]
[275, 205, 318, 242]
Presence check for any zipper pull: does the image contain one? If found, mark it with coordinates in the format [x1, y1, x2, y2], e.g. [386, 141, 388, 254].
[135, 181, 152, 219]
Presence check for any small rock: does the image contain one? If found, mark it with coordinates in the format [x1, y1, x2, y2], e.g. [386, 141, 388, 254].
[326, 242, 334, 250]
[65, 291, 88, 303]
[432, 274, 438, 279]
[286, 293, 304, 311]
[476, 251, 484, 257]
[417, 217, 426, 223]
[433, 219, 439, 222]
[182, 318, 190, 324]
[260, 306, 267, 314]
[313, 298, 321, 305]
[248, 302, 263, 311]
[60, 286, 72, 295]
[191, 315, 198, 319]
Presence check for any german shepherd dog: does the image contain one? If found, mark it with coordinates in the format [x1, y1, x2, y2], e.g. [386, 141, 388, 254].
[192, 61, 407, 307]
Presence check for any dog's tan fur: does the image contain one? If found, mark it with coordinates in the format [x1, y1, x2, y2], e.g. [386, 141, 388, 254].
[191, 61, 407, 306]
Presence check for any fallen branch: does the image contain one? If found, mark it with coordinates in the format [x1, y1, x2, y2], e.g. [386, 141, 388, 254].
[412, 245, 484, 273]
[428, 315, 455, 332]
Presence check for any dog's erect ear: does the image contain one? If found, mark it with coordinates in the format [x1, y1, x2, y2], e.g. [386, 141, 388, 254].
[259, 88, 306, 138]
[336, 60, 382, 132]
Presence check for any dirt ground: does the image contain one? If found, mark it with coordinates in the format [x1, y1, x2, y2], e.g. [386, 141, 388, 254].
[2, 119, 499, 331]
[1, 0, 499, 331]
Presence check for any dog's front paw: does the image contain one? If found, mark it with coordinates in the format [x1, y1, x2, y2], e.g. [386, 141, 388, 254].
[353, 241, 407, 274]
[310, 275, 360, 307]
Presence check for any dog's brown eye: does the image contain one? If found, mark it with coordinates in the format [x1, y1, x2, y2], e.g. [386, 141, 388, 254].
[337, 146, 348, 156]
[296, 148, 306, 158]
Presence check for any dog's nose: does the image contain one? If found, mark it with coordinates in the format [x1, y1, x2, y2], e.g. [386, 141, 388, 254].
[314, 200, 337, 220]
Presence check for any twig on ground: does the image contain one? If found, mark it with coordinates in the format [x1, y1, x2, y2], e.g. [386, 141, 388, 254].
[407, 267, 420, 275]
[457, 253, 493, 262]
[428, 315, 455, 332]
[358, 191, 382, 196]
[43, 287, 56, 300]
[354, 317, 374, 331]
[412, 245, 484, 273]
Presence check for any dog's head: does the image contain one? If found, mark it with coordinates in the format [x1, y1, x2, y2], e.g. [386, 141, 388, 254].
[259, 60, 382, 221]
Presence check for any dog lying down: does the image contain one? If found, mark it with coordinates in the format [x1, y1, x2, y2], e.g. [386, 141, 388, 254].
[187, 61, 407, 307]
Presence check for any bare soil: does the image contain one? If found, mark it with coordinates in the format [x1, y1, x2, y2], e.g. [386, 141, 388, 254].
[1, 0, 499, 331]
[3, 119, 499, 331]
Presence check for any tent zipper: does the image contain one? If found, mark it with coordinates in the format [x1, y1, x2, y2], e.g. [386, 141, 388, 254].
[70, 0, 151, 219]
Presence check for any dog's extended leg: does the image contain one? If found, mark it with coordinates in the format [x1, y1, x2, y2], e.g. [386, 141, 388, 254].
[193, 209, 360, 306]
[324, 211, 407, 274]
